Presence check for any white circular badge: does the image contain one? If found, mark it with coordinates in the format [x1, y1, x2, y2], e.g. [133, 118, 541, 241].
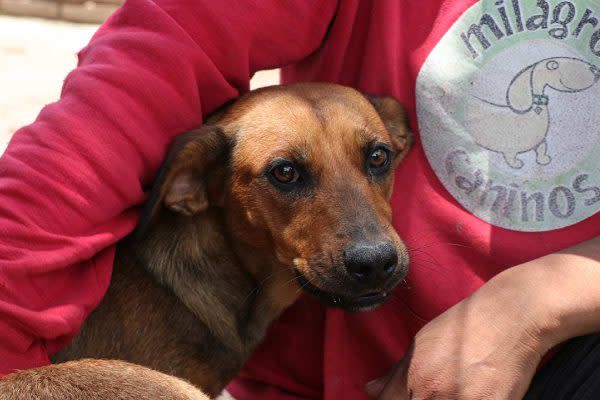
[417, 0, 600, 231]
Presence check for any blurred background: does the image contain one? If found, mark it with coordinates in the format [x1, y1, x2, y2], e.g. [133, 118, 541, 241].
[0, 1, 278, 154]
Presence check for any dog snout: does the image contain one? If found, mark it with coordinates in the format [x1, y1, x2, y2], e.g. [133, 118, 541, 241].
[591, 65, 600, 81]
[343, 241, 398, 285]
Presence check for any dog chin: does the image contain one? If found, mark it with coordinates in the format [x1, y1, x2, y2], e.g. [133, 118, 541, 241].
[294, 270, 391, 312]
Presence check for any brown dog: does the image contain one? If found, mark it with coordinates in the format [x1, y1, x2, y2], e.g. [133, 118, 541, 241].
[0, 83, 412, 399]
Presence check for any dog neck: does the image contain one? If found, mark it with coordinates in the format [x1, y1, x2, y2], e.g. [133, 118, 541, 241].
[133, 207, 299, 359]
[134, 208, 259, 356]
[532, 93, 549, 114]
[532, 93, 549, 106]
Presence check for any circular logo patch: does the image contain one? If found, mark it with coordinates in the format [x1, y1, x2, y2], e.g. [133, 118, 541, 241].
[417, 0, 600, 231]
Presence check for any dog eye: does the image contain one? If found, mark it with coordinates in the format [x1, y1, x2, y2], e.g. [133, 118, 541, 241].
[369, 148, 388, 168]
[367, 145, 392, 176]
[546, 60, 559, 70]
[267, 160, 303, 190]
[272, 164, 299, 184]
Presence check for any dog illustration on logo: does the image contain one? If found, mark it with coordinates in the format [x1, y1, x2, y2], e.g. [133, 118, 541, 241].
[466, 57, 600, 169]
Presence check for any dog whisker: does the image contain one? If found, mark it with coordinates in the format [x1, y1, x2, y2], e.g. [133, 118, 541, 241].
[240, 266, 298, 306]
[407, 241, 472, 252]
[402, 226, 451, 241]
[409, 253, 453, 273]
[295, 274, 316, 295]
[407, 249, 443, 261]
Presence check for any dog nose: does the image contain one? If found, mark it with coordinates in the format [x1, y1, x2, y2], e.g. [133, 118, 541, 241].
[343, 241, 398, 284]
[591, 65, 600, 80]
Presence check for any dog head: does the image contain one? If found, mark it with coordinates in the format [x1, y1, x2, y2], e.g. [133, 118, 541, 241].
[140, 83, 413, 312]
[507, 57, 600, 113]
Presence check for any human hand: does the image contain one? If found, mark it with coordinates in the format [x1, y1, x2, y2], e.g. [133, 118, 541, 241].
[365, 267, 557, 399]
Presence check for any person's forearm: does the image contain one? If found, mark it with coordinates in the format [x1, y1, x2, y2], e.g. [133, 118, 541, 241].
[365, 236, 600, 399]
[0, 0, 337, 375]
[490, 235, 600, 352]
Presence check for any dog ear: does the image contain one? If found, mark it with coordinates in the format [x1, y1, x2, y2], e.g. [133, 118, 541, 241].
[136, 125, 229, 236]
[506, 63, 536, 113]
[366, 96, 414, 164]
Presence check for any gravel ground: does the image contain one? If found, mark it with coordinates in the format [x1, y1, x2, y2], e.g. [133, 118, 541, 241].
[0, 15, 278, 154]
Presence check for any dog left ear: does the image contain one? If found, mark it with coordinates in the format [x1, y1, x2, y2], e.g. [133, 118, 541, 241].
[136, 125, 229, 237]
[366, 96, 414, 164]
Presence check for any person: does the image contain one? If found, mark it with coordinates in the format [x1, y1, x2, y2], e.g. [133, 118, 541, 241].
[2, 0, 600, 399]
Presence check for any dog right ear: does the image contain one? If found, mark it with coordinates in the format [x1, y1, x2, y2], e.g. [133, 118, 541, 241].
[366, 95, 414, 165]
[135, 126, 229, 237]
[507, 63, 536, 113]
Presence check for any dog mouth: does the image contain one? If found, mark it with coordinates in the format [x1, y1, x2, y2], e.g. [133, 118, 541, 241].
[559, 78, 591, 91]
[294, 270, 391, 312]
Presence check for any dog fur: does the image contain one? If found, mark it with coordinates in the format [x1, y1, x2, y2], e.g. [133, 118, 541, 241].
[1, 83, 413, 399]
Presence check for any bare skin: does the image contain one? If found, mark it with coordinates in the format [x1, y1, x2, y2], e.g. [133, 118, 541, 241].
[365, 236, 600, 399]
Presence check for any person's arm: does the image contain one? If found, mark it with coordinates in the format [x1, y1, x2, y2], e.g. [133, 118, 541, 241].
[365, 236, 600, 399]
[0, 0, 338, 375]
[527, 236, 600, 343]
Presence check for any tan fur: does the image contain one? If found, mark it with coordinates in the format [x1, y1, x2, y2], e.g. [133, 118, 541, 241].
[0, 360, 209, 400]
[2, 83, 413, 399]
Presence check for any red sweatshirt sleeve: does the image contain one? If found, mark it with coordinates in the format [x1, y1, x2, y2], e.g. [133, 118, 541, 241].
[0, 0, 337, 375]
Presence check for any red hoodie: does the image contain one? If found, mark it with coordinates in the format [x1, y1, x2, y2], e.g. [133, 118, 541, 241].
[2, 0, 600, 399]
